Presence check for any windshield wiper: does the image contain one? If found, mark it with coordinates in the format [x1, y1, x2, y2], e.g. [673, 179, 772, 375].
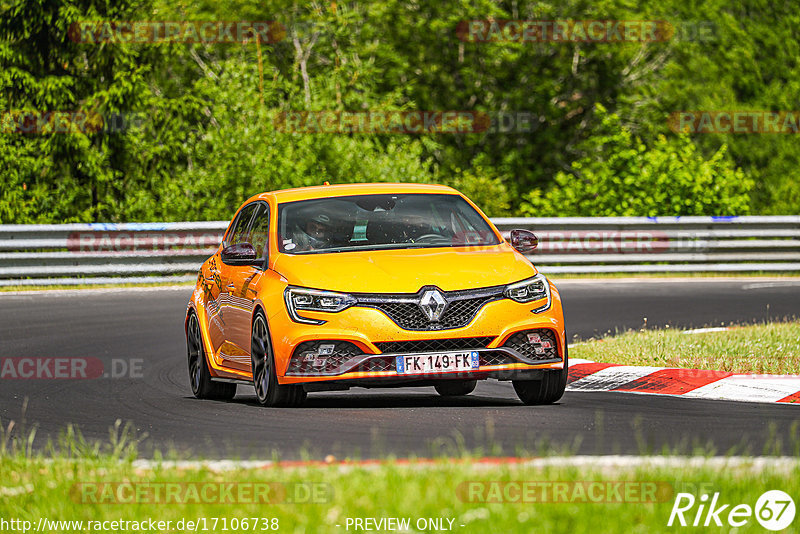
[297, 243, 454, 254]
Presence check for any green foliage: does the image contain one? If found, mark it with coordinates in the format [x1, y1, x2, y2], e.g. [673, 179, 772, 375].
[0, 0, 198, 223]
[444, 167, 512, 217]
[0, 0, 797, 222]
[521, 106, 752, 216]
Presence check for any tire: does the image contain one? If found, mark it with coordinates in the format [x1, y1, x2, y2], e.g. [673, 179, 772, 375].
[513, 340, 568, 405]
[434, 380, 477, 397]
[251, 311, 307, 407]
[186, 312, 237, 400]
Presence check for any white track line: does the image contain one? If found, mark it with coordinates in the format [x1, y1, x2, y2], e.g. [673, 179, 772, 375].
[131, 459, 275, 471]
[681, 327, 730, 334]
[128, 456, 800, 473]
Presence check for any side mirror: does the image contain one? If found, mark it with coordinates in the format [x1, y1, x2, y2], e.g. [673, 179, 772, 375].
[221, 242, 258, 265]
[509, 229, 538, 253]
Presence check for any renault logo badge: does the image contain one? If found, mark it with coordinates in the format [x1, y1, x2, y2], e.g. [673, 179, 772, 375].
[419, 289, 448, 322]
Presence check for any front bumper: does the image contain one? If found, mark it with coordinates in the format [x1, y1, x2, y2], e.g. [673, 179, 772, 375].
[285, 329, 560, 377]
[271, 288, 566, 385]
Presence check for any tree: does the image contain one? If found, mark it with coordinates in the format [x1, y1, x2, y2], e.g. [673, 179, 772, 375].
[521, 105, 752, 216]
[0, 0, 205, 222]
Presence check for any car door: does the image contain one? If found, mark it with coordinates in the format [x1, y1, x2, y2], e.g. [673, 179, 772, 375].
[222, 202, 270, 371]
[201, 253, 226, 361]
[216, 202, 259, 371]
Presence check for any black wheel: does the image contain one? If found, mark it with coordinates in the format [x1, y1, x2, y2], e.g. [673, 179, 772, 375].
[251, 311, 307, 407]
[513, 340, 568, 405]
[434, 380, 477, 397]
[187, 312, 237, 400]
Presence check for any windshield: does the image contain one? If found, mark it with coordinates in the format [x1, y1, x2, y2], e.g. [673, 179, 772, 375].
[277, 193, 500, 254]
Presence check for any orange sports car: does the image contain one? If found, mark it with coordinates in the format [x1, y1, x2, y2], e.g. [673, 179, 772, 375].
[185, 183, 567, 407]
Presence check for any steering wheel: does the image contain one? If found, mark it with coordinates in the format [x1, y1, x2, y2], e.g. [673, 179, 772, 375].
[413, 233, 450, 243]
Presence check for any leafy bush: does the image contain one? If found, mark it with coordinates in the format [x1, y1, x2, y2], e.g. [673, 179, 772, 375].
[521, 106, 753, 217]
[443, 167, 512, 217]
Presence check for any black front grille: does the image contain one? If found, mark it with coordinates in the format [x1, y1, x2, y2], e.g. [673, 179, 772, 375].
[480, 352, 515, 366]
[288, 340, 364, 374]
[502, 329, 560, 362]
[375, 337, 494, 354]
[357, 357, 396, 373]
[288, 340, 397, 375]
[286, 337, 529, 376]
[354, 285, 503, 331]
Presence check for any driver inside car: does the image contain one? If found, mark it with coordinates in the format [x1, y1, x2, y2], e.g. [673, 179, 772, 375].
[396, 213, 436, 242]
[293, 212, 335, 251]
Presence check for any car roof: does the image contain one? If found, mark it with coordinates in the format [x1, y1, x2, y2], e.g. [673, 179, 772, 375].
[245, 183, 460, 204]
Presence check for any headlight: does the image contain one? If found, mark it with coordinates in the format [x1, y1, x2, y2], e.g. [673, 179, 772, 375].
[504, 274, 551, 313]
[284, 287, 357, 324]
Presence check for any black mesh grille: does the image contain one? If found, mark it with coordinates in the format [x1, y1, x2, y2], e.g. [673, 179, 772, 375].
[366, 297, 496, 330]
[502, 329, 560, 362]
[479, 352, 515, 366]
[375, 337, 494, 354]
[355, 357, 396, 373]
[375, 302, 430, 330]
[354, 286, 503, 331]
[288, 340, 364, 374]
[287, 340, 398, 375]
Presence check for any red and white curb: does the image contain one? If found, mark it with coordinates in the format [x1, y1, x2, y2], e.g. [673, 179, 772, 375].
[567, 359, 800, 404]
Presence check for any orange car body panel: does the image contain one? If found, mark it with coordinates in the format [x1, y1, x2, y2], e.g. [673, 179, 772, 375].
[187, 183, 566, 385]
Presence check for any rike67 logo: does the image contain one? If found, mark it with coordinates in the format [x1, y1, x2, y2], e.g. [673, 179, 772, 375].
[668, 490, 795, 531]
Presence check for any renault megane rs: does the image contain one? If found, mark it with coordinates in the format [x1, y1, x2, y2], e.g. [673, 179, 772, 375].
[186, 183, 567, 407]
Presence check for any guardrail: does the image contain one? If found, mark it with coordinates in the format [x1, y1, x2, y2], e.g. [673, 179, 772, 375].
[1, 216, 798, 285]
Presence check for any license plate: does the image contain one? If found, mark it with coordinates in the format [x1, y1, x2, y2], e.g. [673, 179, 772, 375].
[396, 351, 480, 375]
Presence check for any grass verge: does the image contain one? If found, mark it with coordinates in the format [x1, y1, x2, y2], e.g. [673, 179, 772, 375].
[2, 421, 799, 532]
[2, 451, 799, 532]
[0, 281, 195, 292]
[571, 321, 800, 374]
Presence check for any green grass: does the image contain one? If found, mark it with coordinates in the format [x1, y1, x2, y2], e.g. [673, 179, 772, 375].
[0, 280, 195, 292]
[2, 444, 799, 532]
[2, 416, 799, 532]
[571, 321, 800, 374]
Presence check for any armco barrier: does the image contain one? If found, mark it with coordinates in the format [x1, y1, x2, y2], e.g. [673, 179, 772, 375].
[0, 216, 798, 285]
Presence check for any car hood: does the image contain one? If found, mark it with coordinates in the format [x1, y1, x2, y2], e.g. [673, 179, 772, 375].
[271, 245, 538, 293]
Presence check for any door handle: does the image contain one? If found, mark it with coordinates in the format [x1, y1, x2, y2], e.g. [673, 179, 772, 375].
[226, 283, 236, 291]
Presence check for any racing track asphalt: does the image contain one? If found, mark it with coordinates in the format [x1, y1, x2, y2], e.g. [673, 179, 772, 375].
[1, 278, 799, 459]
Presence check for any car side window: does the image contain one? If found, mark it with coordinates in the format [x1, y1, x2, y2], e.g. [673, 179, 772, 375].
[249, 203, 270, 261]
[226, 203, 258, 247]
